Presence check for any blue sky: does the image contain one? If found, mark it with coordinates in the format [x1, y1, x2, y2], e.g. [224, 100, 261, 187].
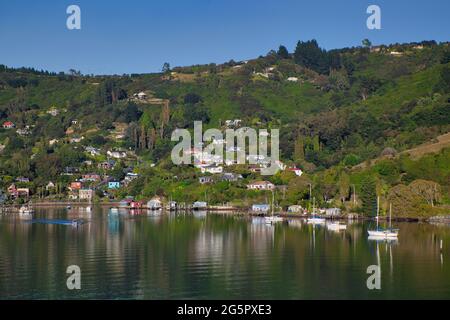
[0, 0, 449, 75]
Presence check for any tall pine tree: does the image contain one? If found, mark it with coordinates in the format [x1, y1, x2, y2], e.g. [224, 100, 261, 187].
[360, 176, 377, 216]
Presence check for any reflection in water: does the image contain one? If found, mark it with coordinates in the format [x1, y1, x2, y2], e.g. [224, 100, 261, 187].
[0, 206, 449, 299]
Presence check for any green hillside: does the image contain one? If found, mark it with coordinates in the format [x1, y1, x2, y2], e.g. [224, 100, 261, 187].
[0, 40, 449, 217]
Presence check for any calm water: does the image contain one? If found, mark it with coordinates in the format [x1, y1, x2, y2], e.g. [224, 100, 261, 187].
[0, 206, 449, 299]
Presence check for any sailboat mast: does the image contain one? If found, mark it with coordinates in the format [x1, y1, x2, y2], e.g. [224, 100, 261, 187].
[389, 203, 392, 229]
[271, 191, 274, 217]
[376, 196, 379, 229]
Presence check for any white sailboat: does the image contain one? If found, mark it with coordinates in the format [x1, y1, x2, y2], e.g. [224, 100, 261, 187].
[367, 200, 399, 238]
[265, 191, 283, 224]
[18, 204, 34, 218]
[307, 197, 325, 224]
[19, 206, 34, 215]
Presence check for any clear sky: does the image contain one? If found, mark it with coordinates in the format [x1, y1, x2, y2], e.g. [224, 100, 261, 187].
[0, 0, 449, 75]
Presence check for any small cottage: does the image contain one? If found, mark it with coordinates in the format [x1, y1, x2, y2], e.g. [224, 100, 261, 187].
[79, 189, 94, 201]
[251, 204, 270, 212]
[108, 181, 121, 189]
[246, 181, 275, 191]
[2, 121, 15, 129]
[193, 201, 207, 209]
[147, 196, 162, 210]
[287, 205, 303, 213]
[199, 176, 214, 184]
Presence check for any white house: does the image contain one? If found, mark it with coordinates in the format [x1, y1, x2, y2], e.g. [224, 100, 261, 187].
[124, 172, 139, 184]
[224, 119, 242, 128]
[147, 196, 162, 209]
[287, 77, 299, 82]
[251, 204, 270, 212]
[288, 205, 304, 213]
[137, 92, 147, 100]
[79, 189, 94, 201]
[70, 136, 84, 143]
[201, 165, 223, 174]
[193, 201, 208, 209]
[16, 127, 31, 136]
[247, 181, 275, 191]
[325, 208, 342, 216]
[46, 181, 56, 191]
[199, 176, 214, 184]
[107, 150, 127, 159]
[47, 107, 60, 117]
[85, 146, 101, 156]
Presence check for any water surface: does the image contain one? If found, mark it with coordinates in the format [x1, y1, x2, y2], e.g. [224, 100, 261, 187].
[0, 207, 449, 299]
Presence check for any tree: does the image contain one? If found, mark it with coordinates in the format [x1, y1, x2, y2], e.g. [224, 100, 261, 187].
[362, 39, 372, 48]
[95, 79, 127, 108]
[338, 172, 350, 203]
[294, 39, 329, 74]
[434, 65, 450, 93]
[387, 184, 426, 217]
[409, 179, 441, 207]
[121, 102, 142, 122]
[183, 93, 202, 104]
[358, 75, 383, 100]
[286, 176, 311, 205]
[329, 69, 350, 91]
[68, 69, 81, 76]
[360, 176, 377, 216]
[162, 62, 171, 74]
[441, 49, 450, 64]
[277, 45, 289, 59]
[293, 137, 305, 162]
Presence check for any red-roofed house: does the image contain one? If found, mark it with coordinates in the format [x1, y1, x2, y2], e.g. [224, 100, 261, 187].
[2, 121, 15, 129]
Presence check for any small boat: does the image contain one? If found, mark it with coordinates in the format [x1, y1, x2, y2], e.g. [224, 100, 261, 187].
[85, 206, 92, 212]
[368, 200, 399, 239]
[307, 197, 325, 224]
[66, 205, 71, 209]
[327, 221, 347, 231]
[368, 229, 399, 238]
[367, 235, 398, 243]
[19, 205, 34, 216]
[31, 218, 84, 227]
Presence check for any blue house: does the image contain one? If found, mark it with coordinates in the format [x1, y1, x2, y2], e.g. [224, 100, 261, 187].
[108, 181, 121, 189]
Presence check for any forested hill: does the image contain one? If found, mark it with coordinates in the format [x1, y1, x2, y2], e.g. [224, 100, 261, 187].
[0, 39, 449, 216]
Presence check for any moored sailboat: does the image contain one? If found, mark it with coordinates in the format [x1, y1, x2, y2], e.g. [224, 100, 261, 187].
[265, 191, 283, 224]
[307, 197, 325, 224]
[367, 200, 399, 239]
[19, 204, 34, 216]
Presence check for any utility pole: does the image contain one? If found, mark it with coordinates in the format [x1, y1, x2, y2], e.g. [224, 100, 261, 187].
[352, 184, 356, 205]
[309, 183, 312, 200]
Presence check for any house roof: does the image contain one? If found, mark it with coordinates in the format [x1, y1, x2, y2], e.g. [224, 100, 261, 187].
[248, 180, 274, 186]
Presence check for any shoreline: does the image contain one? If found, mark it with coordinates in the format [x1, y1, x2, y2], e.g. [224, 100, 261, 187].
[2, 202, 446, 222]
